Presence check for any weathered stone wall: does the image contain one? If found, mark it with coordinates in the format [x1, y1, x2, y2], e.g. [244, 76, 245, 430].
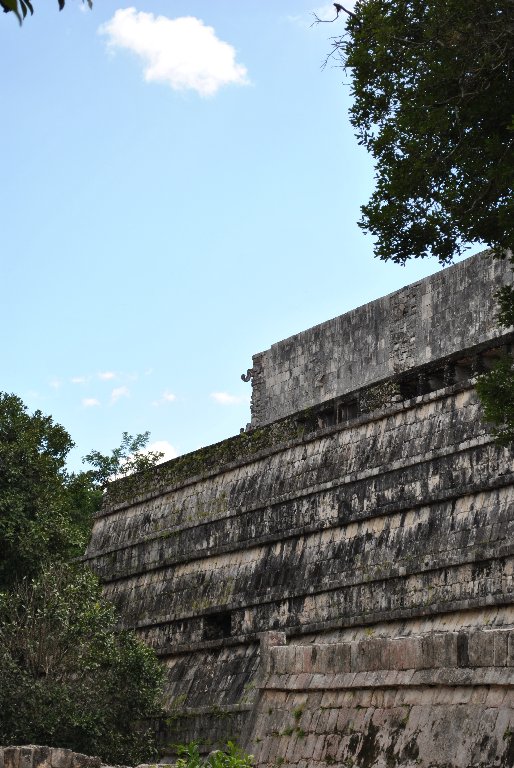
[248, 252, 513, 426]
[85, 381, 514, 755]
[248, 627, 514, 768]
[83, 252, 514, 761]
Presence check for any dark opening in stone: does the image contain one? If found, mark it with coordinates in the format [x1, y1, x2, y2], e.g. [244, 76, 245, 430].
[203, 611, 232, 640]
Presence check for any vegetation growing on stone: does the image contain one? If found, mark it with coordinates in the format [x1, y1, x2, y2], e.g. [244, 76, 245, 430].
[359, 381, 400, 414]
[104, 417, 306, 508]
[175, 742, 253, 768]
[476, 356, 514, 444]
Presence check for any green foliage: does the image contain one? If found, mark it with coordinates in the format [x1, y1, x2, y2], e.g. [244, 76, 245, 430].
[83, 431, 164, 489]
[1, 0, 92, 25]
[0, 393, 93, 588]
[496, 281, 514, 329]
[0, 393, 164, 588]
[475, 256, 514, 446]
[475, 356, 514, 445]
[0, 562, 163, 765]
[336, 0, 514, 264]
[175, 742, 253, 768]
[0, 395, 165, 762]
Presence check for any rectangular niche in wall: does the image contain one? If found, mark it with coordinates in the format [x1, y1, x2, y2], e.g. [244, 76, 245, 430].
[203, 611, 232, 641]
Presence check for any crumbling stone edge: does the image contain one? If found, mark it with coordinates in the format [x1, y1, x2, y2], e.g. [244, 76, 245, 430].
[0, 746, 175, 768]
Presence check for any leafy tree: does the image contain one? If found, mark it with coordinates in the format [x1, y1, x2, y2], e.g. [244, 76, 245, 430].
[0, 393, 163, 589]
[0, 396, 166, 761]
[0, 562, 163, 765]
[330, 0, 514, 265]
[0, 393, 91, 589]
[319, 1, 514, 443]
[84, 431, 164, 489]
[1, 0, 92, 25]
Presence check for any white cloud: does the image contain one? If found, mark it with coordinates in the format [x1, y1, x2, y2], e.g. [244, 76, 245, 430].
[71, 376, 88, 384]
[111, 385, 130, 404]
[210, 391, 250, 406]
[49, 378, 62, 390]
[99, 8, 249, 96]
[98, 371, 116, 380]
[153, 390, 177, 406]
[82, 397, 100, 408]
[144, 440, 179, 463]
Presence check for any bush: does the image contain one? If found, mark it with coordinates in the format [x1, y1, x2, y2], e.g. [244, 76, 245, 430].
[175, 742, 253, 768]
[0, 563, 163, 766]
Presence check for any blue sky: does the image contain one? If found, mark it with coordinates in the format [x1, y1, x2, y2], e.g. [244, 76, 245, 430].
[0, 1, 477, 471]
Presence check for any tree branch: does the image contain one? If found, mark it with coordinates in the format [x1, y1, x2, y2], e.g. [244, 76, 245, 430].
[311, 3, 356, 26]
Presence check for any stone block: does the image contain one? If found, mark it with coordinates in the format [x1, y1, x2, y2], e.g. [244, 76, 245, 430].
[19, 749, 33, 768]
[468, 631, 494, 667]
[422, 632, 459, 668]
[485, 688, 506, 707]
[332, 643, 351, 672]
[295, 673, 313, 690]
[30, 746, 51, 768]
[302, 734, 317, 760]
[352, 638, 390, 672]
[50, 751, 72, 768]
[389, 636, 423, 670]
[273, 646, 292, 675]
[312, 735, 326, 761]
[508, 632, 514, 667]
[71, 752, 102, 768]
[295, 645, 314, 673]
[494, 631, 509, 666]
[4, 749, 20, 768]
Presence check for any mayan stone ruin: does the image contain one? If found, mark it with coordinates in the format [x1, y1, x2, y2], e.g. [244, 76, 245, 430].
[84, 251, 514, 767]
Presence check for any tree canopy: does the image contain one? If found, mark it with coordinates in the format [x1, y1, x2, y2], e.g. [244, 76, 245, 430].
[332, 0, 514, 265]
[0, 393, 164, 589]
[0, 393, 94, 589]
[1, 0, 91, 25]
[0, 563, 163, 765]
[0, 394, 164, 763]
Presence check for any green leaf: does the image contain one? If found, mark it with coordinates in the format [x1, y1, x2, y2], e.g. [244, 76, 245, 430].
[1, 0, 22, 25]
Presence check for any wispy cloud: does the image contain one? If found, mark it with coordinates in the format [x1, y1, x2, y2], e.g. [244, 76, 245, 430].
[82, 397, 100, 408]
[98, 371, 116, 381]
[99, 8, 249, 96]
[210, 392, 250, 406]
[49, 378, 62, 390]
[111, 386, 130, 404]
[153, 390, 177, 406]
[71, 376, 88, 384]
